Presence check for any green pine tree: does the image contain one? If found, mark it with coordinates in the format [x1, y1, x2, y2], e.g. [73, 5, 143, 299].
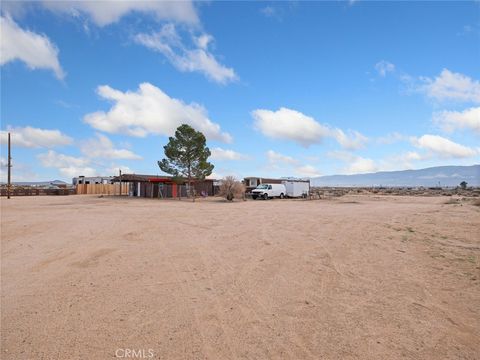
[158, 124, 214, 201]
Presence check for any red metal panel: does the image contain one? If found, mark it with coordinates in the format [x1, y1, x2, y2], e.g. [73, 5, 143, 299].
[148, 177, 173, 183]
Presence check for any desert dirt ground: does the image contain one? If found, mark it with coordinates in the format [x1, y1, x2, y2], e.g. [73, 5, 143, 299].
[1, 194, 479, 359]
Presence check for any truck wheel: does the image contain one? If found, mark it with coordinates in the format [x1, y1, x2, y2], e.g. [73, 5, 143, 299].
[252, 195, 257, 200]
[263, 193, 268, 200]
[279, 193, 284, 199]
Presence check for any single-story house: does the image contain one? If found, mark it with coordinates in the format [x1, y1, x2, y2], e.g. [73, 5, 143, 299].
[111, 174, 217, 198]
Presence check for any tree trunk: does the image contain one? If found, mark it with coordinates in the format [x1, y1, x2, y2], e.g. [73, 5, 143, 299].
[188, 168, 194, 202]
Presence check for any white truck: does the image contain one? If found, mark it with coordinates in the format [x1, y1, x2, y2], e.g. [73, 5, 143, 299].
[251, 183, 286, 200]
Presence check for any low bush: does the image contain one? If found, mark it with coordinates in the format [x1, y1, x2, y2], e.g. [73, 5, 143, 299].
[219, 176, 245, 201]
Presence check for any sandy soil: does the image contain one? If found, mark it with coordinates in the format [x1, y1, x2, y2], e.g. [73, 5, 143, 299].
[1, 194, 479, 359]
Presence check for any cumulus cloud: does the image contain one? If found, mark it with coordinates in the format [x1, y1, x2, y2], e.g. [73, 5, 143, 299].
[295, 165, 321, 177]
[433, 107, 480, 134]
[402, 151, 425, 161]
[328, 151, 377, 174]
[330, 129, 368, 150]
[382, 151, 429, 171]
[40, 0, 199, 27]
[0, 157, 38, 183]
[0, 15, 65, 79]
[252, 107, 367, 149]
[266, 149, 298, 165]
[377, 132, 409, 145]
[210, 147, 247, 161]
[84, 82, 232, 142]
[0, 126, 73, 148]
[37, 150, 97, 178]
[106, 165, 133, 175]
[419, 69, 480, 103]
[135, 24, 237, 84]
[346, 157, 377, 174]
[412, 134, 478, 158]
[252, 108, 330, 146]
[265, 150, 320, 178]
[37, 149, 138, 179]
[374, 60, 395, 77]
[80, 133, 142, 160]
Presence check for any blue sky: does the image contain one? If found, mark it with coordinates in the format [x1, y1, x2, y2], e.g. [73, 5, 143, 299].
[1, 1, 479, 182]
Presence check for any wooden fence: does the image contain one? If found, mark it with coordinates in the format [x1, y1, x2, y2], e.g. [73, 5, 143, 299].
[76, 183, 129, 195]
[0, 187, 75, 196]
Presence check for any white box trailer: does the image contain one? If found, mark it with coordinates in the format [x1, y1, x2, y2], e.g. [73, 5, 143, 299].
[282, 180, 310, 198]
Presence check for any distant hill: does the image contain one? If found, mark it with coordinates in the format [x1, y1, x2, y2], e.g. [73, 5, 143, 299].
[0, 180, 68, 186]
[311, 165, 480, 187]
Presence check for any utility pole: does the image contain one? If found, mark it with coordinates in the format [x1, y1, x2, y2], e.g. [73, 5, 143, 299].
[7, 132, 12, 199]
[119, 169, 122, 196]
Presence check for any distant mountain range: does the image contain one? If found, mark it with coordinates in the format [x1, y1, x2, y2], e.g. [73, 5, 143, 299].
[0, 180, 68, 186]
[2, 167, 479, 188]
[311, 165, 480, 187]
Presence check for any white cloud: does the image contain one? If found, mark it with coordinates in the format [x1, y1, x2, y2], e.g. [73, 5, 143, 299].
[0, 15, 65, 79]
[260, 6, 277, 17]
[412, 134, 478, 158]
[81, 133, 142, 160]
[252, 107, 330, 147]
[330, 129, 368, 150]
[38, 150, 89, 167]
[84, 82, 232, 142]
[403, 151, 424, 161]
[252, 107, 367, 148]
[433, 107, 480, 134]
[37, 149, 138, 179]
[0, 126, 73, 148]
[420, 69, 480, 103]
[260, 6, 285, 20]
[377, 132, 408, 144]
[265, 150, 320, 178]
[328, 151, 377, 174]
[0, 157, 38, 183]
[266, 150, 298, 165]
[346, 157, 377, 174]
[295, 165, 321, 177]
[106, 165, 133, 175]
[383, 151, 428, 171]
[374, 60, 395, 77]
[210, 147, 247, 161]
[135, 24, 237, 84]
[40, 0, 199, 27]
[37, 150, 97, 178]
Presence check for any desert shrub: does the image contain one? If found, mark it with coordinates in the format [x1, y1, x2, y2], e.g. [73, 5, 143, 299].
[444, 198, 460, 205]
[219, 176, 245, 201]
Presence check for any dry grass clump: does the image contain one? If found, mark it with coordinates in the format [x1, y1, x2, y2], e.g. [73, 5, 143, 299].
[219, 176, 245, 201]
[444, 198, 460, 205]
